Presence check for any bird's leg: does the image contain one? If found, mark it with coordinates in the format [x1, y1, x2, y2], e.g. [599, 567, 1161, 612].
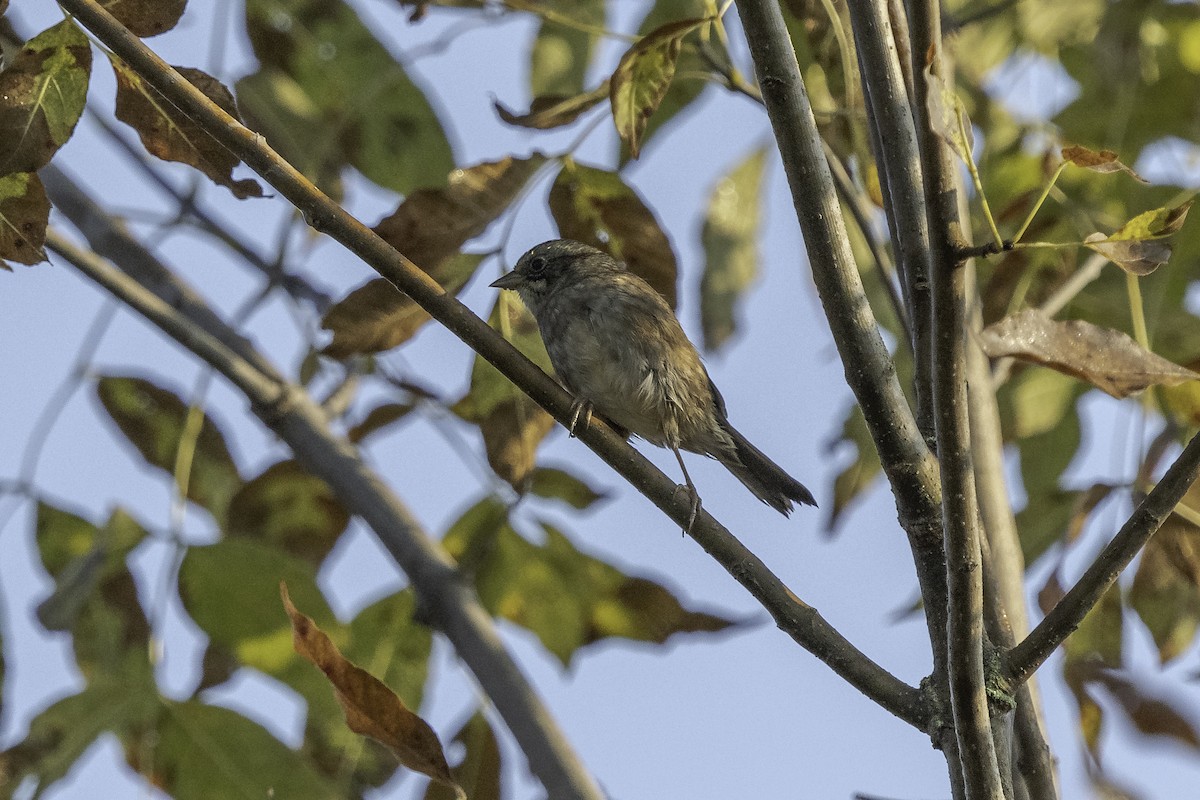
[567, 397, 593, 438]
[669, 443, 701, 534]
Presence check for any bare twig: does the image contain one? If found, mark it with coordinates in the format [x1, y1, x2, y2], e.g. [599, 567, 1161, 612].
[1006, 428, 1200, 686]
[61, 0, 929, 734]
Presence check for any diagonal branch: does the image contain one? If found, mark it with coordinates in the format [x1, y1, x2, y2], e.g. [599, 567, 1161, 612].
[45, 224, 605, 800]
[1005, 428, 1200, 686]
[59, 0, 928, 732]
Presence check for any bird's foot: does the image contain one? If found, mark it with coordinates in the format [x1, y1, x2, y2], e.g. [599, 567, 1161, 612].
[567, 398, 594, 438]
[672, 483, 701, 535]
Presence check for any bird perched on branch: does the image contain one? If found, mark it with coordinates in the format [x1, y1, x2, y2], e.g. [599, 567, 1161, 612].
[490, 239, 815, 527]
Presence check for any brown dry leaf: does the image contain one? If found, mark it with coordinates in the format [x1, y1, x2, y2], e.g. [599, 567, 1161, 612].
[495, 83, 609, 129]
[1096, 671, 1200, 749]
[610, 18, 708, 158]
[373, 155, 547, 269]
[1067, 483, 1116, 543]
[1061, 144, 1149, 183]
[281, 584, 463, 798]
[321, 254, 483, 358]
[101, 0, 186, 37]
[0, 172, 49, 267]
[478, 398, 557, 489]
[113, 62, 263, 198]
[978, 309, 1200, 398]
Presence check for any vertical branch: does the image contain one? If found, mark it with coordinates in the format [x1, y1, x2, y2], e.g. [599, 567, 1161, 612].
[905, 0, 1004, 792]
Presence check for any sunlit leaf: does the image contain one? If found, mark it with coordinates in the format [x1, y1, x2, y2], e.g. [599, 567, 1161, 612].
[226, 460, 350, 564]
[282, 584, 462, 797]
[0, 19, 91, 174]
[244, 0, 454, 194]
[95, 376, 242, 519]
[700, 146, 767, 351]
[924, 57, 973, 165]
[1060, 144, 1148, 183]
[424, 712, 501, 800]
[0, 171, 49, 267]
[549, 161, 678, 307]
[321, 254, 484, 358]
[112, 62, 264, 198]
[979, 310, 1200, 398]
[494, 83, 609, 129]
[610, 17, 708, 158]
[373, 156, 547, 269]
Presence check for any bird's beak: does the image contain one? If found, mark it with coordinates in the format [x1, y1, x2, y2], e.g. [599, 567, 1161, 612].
[489, 272, 523, 289]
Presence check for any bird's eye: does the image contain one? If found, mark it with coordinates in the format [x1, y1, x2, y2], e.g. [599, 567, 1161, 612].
[527, 256, 547, 276]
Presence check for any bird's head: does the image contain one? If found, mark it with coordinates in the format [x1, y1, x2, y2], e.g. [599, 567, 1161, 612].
[489, 239, 611, 312]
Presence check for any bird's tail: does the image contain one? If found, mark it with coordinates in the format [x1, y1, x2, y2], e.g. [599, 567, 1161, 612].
[718, 422, 816, 515]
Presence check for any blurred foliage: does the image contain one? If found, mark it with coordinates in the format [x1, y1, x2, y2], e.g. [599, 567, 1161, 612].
[4, 0, 1200, 796]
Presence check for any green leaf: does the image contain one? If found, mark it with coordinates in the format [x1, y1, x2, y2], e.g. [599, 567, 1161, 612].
[95, 375, 242, 519]
[444, 508, 735, 665]
[0, 171, 49, 267]
[321, 254, 484, 358]
[179, 538, 335, 675]
[345, 590, 433, 711]
[113, 62, 263, 198]
[1131, 508, 1200, 663]
[0, 18, 91, 173]
[245, 0, 454, 194]
[154, 700, 338, 800]
[826, 402, 882, 533]
[527, 466, 608, 509]
[348, 402, 417, 443]
[100, 0, 187, 37]
[529, 0, 605, 98]
[226, 460, 350, 564]
[700, 146, 767, 351]
[549, 161, 678, 308]
[610, 17, 708, 158]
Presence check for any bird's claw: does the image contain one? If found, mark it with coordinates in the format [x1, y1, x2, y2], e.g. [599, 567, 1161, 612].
[567, 398, 593, 438]
[672, 483, 701, 535]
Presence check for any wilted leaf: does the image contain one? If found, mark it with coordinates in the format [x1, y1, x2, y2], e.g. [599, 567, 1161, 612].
[527, 466, 608, 509]
[444, 510, 736, 665]
[610, 17, 708, 158]
[1109, 200, 1194, 240]
[321, 254, 483, 358]
[226, 460, 350, 564]
[373, 156, 546, 269]
[345, 590, 433, 712]
[95, 376, 242, 519]
[348, 402, 416, 443]
[549, 161, 678, 307]
[113, 62, 264, 198]
[245, 0, 453, 195]
[494, 83, 609, 129]
[1060, 144, 1148, 183]
[99, 0, 186, 37]
[282, 584, 462, 797]
[424, 712, 501, 800]
[979, 310, 1200, 398]
[454, 295, 555, 490]
[0, 19, 91, 173]
[924, 57, 974, 164]
[1082, 234, 1173, 276]
[0, 171, 49, 267]
[700, 146, 767, 351]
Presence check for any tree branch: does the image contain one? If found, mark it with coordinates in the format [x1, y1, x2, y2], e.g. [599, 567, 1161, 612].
[60, 0, 929, 732]
[45, 225, 606, 800]
[1006, 428, 1200, 686]
[905, 1, 1003, 794]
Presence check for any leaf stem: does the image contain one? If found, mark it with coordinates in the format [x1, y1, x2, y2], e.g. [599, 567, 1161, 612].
[956, 110, 1003, 249]
[1011, 162, 1067, 245]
